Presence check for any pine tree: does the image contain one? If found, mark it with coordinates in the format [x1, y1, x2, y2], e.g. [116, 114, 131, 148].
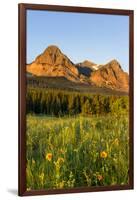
[82, 99, 92, 115]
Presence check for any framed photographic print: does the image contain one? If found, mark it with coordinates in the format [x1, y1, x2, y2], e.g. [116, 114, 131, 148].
[18, 3, 134, 196]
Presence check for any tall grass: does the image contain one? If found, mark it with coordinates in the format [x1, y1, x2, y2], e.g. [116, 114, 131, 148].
[26, 114, 129, 190]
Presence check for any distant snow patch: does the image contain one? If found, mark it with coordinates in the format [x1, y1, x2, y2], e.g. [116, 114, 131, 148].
[92, 65, 100, 70]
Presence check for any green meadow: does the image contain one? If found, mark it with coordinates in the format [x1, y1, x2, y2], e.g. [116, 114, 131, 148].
[26, 88, 129, 190]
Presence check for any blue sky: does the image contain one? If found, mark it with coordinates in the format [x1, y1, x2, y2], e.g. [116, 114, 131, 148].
[27, 10, 129, 72]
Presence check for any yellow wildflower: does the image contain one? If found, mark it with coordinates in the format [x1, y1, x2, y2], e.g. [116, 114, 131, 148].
[97, 174, 103, 181]
[100, 151, 108, 158]
[58, 181, 65, 188]
[45, 153, 52, 161]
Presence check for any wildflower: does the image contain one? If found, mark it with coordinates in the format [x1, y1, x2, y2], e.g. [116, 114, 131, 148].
[113, 158, 117, 163]
[39, 172, 44, 180]
[113, 138, 119, 146]
[54, 157, 64, 173]
[59, 181, 65, 188]
[97, 174, 103, 181]
[32, 159, 35, 164]
[39, 172, 44, 185]
[59, 149, 66, 154]
[45, 153, 52, 161]
[55, 157, 64, 166]
[100, 151, 108, 158]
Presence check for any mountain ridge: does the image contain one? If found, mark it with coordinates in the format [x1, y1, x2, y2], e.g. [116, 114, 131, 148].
[27, 45, 129, 92]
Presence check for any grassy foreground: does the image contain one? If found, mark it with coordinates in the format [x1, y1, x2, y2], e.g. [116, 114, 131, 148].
[26, 114, 129, 190]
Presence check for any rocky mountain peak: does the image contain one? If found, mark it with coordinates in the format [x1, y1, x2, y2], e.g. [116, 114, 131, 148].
[42, 45, 62, 59]
[105, 59, 123, 71]
[46, 45, 61, 51]
[90, 59, 128, 91]
[81, 60, 96, 67]
[35, 45, 71, 66]
[26, 45, 129, 92]
[27, 45, 79, 82]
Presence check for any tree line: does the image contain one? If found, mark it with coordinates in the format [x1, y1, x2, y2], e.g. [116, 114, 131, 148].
[26, 87, 129, 116]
